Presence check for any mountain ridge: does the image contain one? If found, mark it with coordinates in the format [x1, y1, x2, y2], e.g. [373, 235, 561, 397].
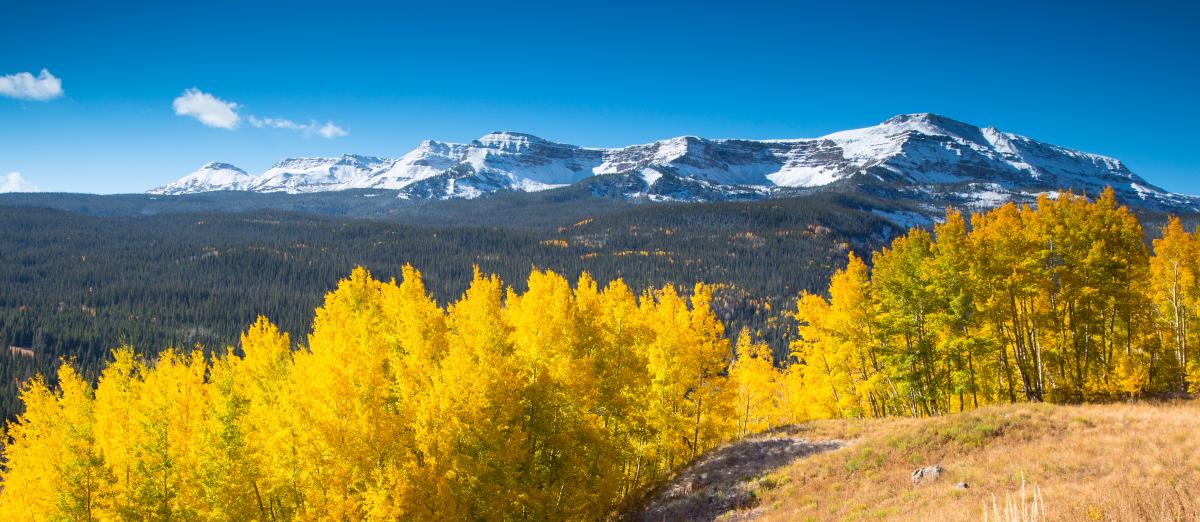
[148, 113, 1199, 215]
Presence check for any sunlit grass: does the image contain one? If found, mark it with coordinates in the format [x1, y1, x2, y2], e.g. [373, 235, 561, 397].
[733, 401, 1200, 521]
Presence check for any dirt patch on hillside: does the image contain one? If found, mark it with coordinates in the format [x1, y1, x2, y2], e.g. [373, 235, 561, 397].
[627, 431, 844, 521]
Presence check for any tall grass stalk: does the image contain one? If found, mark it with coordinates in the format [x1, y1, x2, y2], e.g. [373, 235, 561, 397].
[982, 476, 1043, 522]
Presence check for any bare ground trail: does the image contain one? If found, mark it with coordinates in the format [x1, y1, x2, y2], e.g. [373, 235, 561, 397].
[627, 429, 844, 521]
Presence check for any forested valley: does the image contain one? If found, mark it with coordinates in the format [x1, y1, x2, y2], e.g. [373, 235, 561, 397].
[3, 189, 1200, 519]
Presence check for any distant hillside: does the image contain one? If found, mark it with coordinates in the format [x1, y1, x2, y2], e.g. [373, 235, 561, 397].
[0, 186, 922, 230]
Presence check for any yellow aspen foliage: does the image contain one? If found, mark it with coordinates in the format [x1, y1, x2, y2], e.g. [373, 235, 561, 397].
[422, 268, 523, 519]
[0, 365, 113, 521]
[1150, 216, 1200, 390]
[643, 283, 735, 473]
[92, 347, 145, 517]
[0, 375, 61, 520]
[790, 252, 888, 420]
[3, 193, 1180, 522]
[233, 316, 301, 520]
[502, 269, 610, 519]
[132, 349, 209, 519]
[56, 364, 114, 521]
[590, 278, 655, 500]
[785, 190, 1175, 420]
[198, 351, 262, 521]
[292, 266, 420, 519]
[927, 209, 990, 411]
[0, 267, 747, 520]
[683, 283, 736, 459]
[730, 331, 778, 437]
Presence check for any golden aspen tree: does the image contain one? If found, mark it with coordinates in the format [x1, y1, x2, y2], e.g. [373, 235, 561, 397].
[191, 318, 296, 521]
[92, 347, 145, 518]
[383, 265, 449, 406]
[0, 365, 113, 521]
[927, 209, 991, 411]
[125, 349, 209, 520]
[682, 283, 736, 460]
[592, 278, 655, 502]
[366, 265, 450, 520]
[1027, 192, 1095, 397]
[234, 317, 302, 520]
[642, 285, 689, 471]
[1150, 216, 1199, 391]
[873, 229, 943, 415]
[777, 362, 811, 425]
[971, 202, 1044, 402]
[56, 364, 113, 521]
[426, 268, 524, 520]
[1092, 190, 1153, 396]
[198, 351, 261, 521]
[642, 284, 735, 473]
[502, 269, 610, 520]
[791, 252, 891, 420]
[292, 267, 417, 519]
[730, 330, 778, 437]
[790, 291, 850, 419]
[572, 274, 653, 508]
[0, 375, 61, 521]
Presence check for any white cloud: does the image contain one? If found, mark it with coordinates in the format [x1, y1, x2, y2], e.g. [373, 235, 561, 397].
[248, 115, 303, 131]
[249, 115, 348, 139]
[0, 69, 64, 101]
[173, 89, 346, 138]
[173, 88, 240, 129]
[318, 121, 348, 138]
[1, 172, 39, 193]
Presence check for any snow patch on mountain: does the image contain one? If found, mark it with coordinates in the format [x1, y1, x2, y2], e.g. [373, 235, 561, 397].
[247, 155, 387, 193]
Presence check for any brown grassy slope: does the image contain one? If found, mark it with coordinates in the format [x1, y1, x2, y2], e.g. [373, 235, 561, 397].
[734, 401, 1200, 521]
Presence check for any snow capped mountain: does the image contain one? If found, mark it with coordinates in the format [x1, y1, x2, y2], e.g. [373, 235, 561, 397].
[148, 114, 1198, 213]
[381, 132, 606, 198]
[247, 154, 388, 193]
[149, 162, 254, 195]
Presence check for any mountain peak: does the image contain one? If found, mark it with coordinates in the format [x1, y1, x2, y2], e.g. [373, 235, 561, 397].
[479, 131, 546, 141]
[200, 162, 247, 173]
[475, 131, 553, 152]
[148, 162, 253, 195]
[885, 112, 948, 123]
[881, 112, 977, 133]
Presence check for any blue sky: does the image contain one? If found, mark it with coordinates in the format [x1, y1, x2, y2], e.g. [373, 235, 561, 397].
[2, 0, 1198, 194]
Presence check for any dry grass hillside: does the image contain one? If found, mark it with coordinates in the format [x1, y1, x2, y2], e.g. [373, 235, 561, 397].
[630, 401, 1200, 521]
